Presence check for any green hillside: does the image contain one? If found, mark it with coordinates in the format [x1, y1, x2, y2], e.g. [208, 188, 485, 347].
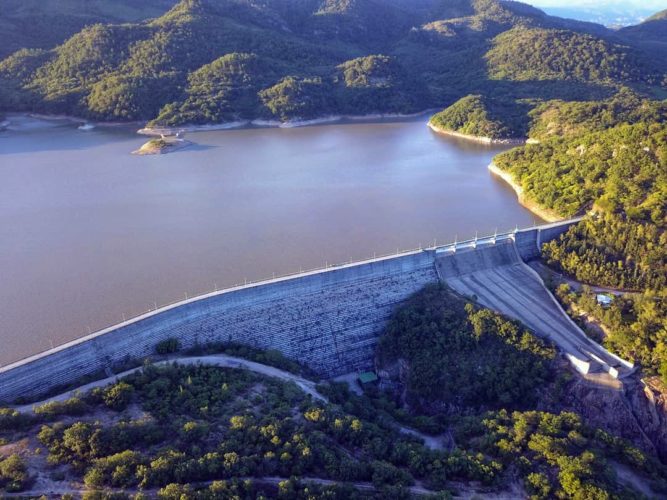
[486, 27, 661, 85]
[1, 0, 666, 125]
[619, 9, 667, 43]
[0, 0, 177, 60]
[492, 90, 667, 376]
[429, 94, 529, 139]
[494, 121, 666, 221]
[527, 88, 667, 141]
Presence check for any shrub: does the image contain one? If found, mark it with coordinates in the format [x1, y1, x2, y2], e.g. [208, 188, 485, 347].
[0, 408, 31, 431]
[103, 382, 134, 411]
[34, 397, 87, 419]
[0, 454, 30, 492]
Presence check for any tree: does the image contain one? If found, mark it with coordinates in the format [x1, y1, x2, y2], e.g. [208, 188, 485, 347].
[103, 382, 134, 411]
[0, 454, 30, 492]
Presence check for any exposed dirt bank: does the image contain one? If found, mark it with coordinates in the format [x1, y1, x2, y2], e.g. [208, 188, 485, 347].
[488, 162, 562, 222]
[138, 109, 436, 136]
[427, 122, 526, 145]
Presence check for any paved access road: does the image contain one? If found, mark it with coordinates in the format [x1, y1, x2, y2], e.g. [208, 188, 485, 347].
[16, 354, 326, 413]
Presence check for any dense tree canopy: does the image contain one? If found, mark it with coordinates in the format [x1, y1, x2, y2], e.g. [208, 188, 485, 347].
[456, 409, 666, 499]
[429, 94, 530, 139]
[0, 0, 665, 125]
[528, 88, 667, 141]
[378, 284, 557, 410]
[494, 122, 666, 220]
[486, 27, 661, 85]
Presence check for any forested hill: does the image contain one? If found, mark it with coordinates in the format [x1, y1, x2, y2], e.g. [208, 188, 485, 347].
[490, 87, 667, 380]
[619, 9, 667, 44]
[0, 0, 665, 126]
[0, 0, 178, 61]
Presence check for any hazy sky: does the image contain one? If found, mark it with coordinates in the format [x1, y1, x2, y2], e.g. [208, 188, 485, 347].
[528, 0, 666, 8]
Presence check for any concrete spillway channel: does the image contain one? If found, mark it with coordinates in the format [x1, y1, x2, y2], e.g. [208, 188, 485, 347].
[435, 240, 633, 379]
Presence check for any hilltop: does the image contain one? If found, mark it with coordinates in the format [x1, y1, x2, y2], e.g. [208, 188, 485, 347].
[618, 9, 667, 43]
[0, 0, 665, 127]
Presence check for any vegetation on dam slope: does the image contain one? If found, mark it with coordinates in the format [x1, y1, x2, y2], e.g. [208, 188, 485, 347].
[378, 284, 557, 410]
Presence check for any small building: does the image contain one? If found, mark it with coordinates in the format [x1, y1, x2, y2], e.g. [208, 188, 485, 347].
[358, 371, 378, 386]
[596, 294, 613, 307]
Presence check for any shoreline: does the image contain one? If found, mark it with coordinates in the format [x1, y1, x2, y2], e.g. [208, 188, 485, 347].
[488, 162, 562, 222]
[24, 113, 145, 128]
[137, 110, 437, 136]
[5, 109, 436, 136]
[6, 112, 143, 129]
[427, 122, 527, 145]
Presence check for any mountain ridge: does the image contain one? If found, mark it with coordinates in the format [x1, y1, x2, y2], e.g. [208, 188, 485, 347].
[0, 0, 665, 126]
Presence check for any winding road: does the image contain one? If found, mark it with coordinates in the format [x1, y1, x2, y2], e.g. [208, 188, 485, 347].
[16, 354, 326, 414]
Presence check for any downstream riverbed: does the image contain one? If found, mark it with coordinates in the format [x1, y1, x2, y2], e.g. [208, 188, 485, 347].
[0, 114, 542, 365]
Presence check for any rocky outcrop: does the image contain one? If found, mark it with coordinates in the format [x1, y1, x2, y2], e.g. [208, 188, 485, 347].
[624, 377, 667, 461]
[538, 374, 649, 450]
[132, 137, 192, 155]
[380, 352, 667, 461]
[540, 371, 667, 461]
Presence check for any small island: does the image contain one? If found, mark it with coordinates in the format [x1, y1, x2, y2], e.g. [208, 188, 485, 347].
[132, 136, 192, 156]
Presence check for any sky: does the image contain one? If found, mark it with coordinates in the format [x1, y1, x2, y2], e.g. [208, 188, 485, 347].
[528, 0, 666, 7]
[525, 0, 665, 25]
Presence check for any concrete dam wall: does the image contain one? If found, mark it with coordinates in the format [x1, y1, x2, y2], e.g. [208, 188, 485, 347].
[0, 252, 438, 403]
[0, 218, 588, 404]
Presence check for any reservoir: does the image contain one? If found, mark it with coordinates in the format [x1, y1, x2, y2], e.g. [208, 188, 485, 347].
[0, 115, 542, 365]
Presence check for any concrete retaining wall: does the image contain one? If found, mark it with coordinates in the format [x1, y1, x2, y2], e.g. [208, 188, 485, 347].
[515, 218, 582, 260]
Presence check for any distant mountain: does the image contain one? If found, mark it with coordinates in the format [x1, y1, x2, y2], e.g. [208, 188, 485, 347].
[0, 0, 665, 126]
[540, 6, 655, 28]
[619, 9, 667, 42]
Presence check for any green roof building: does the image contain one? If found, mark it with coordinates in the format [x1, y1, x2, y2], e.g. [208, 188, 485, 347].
[358, 371, 378, 385]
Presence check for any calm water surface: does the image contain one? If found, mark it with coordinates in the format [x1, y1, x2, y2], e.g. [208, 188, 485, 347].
[0, 115, 542, 365]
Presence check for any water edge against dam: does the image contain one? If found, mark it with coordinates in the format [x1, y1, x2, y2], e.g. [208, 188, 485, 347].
[0, 115, 542, 365]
